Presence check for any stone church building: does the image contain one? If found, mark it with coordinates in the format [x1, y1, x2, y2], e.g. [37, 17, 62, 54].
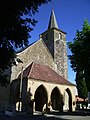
[0, 9, 76, 113]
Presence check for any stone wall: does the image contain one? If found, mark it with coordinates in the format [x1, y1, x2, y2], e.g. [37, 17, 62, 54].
[54, 29, 68, 80]
[41, 28, 68, 80]
[11, 39, 54, 81]
[27, 78, 76, 111]
[54, 40, 68, 79]
[41, 29, 54, 57]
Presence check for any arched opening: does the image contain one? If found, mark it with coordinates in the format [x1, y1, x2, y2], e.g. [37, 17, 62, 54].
[34, 85, 48, 112]
[64, 88, 72, 112]
[51, 87, 63, 111]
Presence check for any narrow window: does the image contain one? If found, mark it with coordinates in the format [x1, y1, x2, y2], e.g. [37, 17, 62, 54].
[59, 33, 62, 39]
[46, 33, 48, 40]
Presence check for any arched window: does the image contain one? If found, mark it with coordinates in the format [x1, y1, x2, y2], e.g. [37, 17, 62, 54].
[59, 33, 62, 39]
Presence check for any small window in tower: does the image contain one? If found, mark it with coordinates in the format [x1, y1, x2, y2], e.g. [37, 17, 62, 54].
[59, 33, 62, 39]
[46, 33, 48, 40]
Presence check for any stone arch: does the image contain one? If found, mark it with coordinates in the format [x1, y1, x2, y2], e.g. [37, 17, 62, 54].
[34, 84, 48, 112]
[64, 88, 72, 112]
[51, 87, 63, 111]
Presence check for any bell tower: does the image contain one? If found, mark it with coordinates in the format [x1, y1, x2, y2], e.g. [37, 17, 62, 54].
[40, 9, 68, 79]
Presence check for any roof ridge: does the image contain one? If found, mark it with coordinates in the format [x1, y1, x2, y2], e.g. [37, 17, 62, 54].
[28, 62, 34, 78]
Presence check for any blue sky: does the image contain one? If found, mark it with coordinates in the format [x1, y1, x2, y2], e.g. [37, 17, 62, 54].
[28, 0, 90, 84]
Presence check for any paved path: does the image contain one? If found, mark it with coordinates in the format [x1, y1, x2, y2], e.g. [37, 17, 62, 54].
[45, 113, 90, 120]
[44, 110, 90, 120]
[0, 110, 90, 120]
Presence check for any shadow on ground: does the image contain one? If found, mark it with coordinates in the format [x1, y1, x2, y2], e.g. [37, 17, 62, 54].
[0, 109, 90, 120]
[48, 109, 90, 116]
[0, 114, 70, 120]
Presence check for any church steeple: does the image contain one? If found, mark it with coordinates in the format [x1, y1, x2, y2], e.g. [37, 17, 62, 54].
[48, 9, 59, 29]
[40, 8, 68, 79]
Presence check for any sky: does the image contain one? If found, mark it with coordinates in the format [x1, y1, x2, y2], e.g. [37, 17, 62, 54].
[28, 0, 90, 84]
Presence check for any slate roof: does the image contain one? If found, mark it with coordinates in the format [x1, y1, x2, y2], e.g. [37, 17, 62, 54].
[48, 8, 59, 29]
[18, 62, 75, 86]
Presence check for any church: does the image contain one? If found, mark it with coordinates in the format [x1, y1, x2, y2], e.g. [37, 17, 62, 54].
[0, 9, 76, 113]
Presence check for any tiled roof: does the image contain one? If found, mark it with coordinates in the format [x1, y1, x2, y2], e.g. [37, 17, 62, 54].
[18, 62, 75, 86]
[76, 96, 84, 102]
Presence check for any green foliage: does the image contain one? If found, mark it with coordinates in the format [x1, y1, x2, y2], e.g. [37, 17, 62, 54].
[76, 71, 88, 99]
[68, 19, 90, 91]
[0, 0, 51, 87]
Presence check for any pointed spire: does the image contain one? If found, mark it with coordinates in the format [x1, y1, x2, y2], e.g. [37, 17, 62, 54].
[48, 9, 59, 29]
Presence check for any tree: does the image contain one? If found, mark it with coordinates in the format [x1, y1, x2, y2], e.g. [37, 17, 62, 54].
[0, 0, 51, 87]
[68, 19, 90, 92]
[75, 71, 88, 99]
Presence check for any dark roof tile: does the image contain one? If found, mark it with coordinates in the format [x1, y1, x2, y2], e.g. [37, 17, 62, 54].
[18, 62, 75, 86]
